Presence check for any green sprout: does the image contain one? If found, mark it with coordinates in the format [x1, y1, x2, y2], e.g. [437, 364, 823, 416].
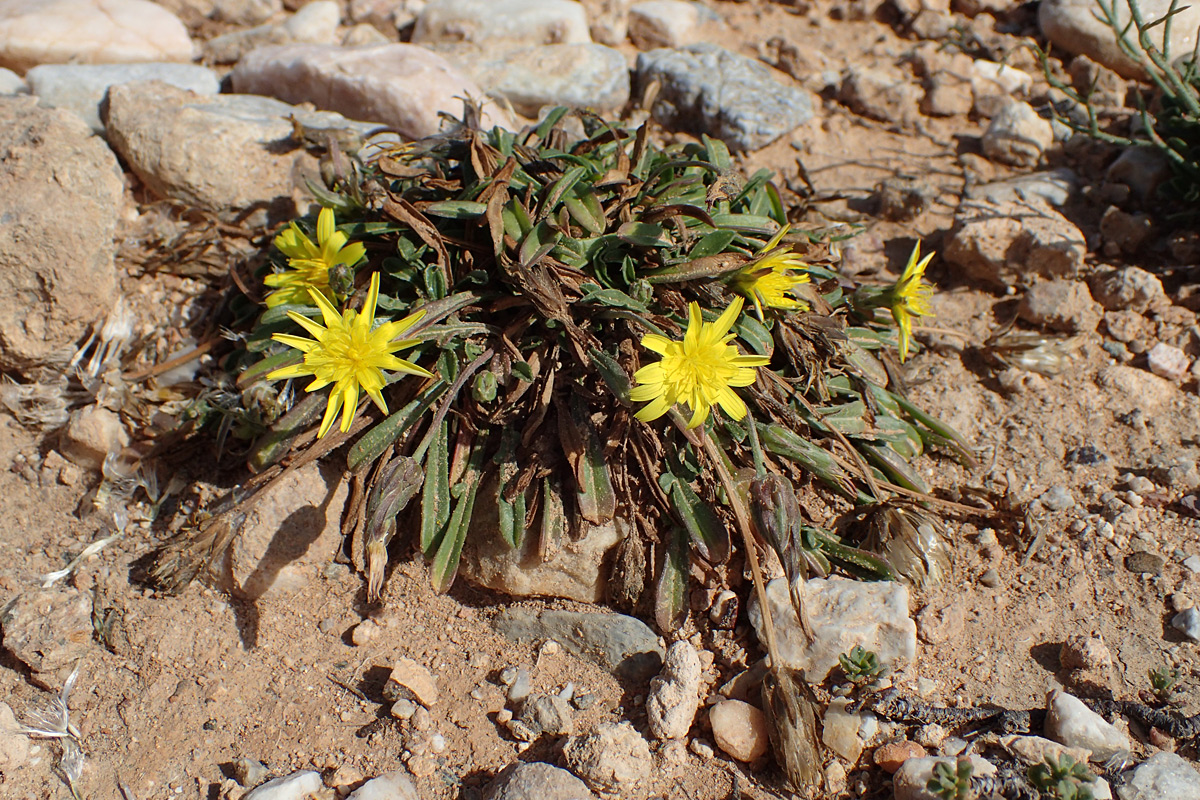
[838, 645, 885, 687]
[1147, 664, 1183, 705]
[1027, 754, 1096, 800]
[926, 757, 973, 800]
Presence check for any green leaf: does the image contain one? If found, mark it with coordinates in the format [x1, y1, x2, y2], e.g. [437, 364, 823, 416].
[247, 393, 325, 473]
[861, 442, 929, 494]
[617, 221, 672, 248]
[734, 315, 773, 358]
[533, 106, 570, 141]
[654, 525, 689, 633]
[709, 213, 778, 234]
[510, 359, 535, 382]
[519, 220, 560, 265]
[577, 286, 650, 313]
[542, 165, 588, 216]
[702, 135, 733, 169]
[564, 191, 605, 235]
[430, 433, 488, 593]
[237, 350, 298, 388]
[587, 346, 631, 404]
[420, 420, 451, 554]
[689, 229, 737, 259]
[348, 382, 448, 473]
[559, 393, 616, 525]
[423, 200, 487, 219]
[664, 454, 730, 563]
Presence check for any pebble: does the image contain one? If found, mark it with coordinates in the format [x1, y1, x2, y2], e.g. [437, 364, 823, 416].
[893, 756, 996, 800]
[243, 771, 324, 800]
[561, 721, 653, 794]
[1059, 635, 1113, 674]
[231, 44, 508, 140]
[0, 587, 93, 679]
[508, 693, 573, 740]
[345, 770, 421, 800]
[384, 657, 440, 707]
[838, 65, 921, 126]
[1106, 146, 1173, 202]
[0, 0, 194, 74]
[1184, 555, 1200, 574]
[748, 577, 916, 682]
[25, 62, 218, 135]
[1148, 343, 1191, 381]
[967, 169, 1077, 208]
[1099, 207, 1153, 257]
[874, 740, 926, 773]
[413, 0, 591, 46]
[390, 699, 417, 720]
[1171, 608, 1200, 641]
[1018, 278, 1102, 334]
[1098, 366, 1177, 414]
[982, 101, 1053, 167]
[1038, 485, 1075, 512]
[1039, 0, 1200, 80]
[708, 700, 770, 763]
[205, 0, 340, 64]
[503, 667, 532, 704]
[646, 640, 702, 740]
[1125, 552, 1164, 576]
[628, 0, 712, 49]
[0, 702, 30, 771]
[1000, 735, 1091, 768]
[914, 723, 947, 748]
[61, 405, 130, 471]
[0, 98, 123, 375]
[689, 738, 715, 760]
[821, 698, 864, 763]
[1118, 751, 1200, 800]
[233, 759, 271, 788]
[450, 42, 629, 117]
[978, 568, 1001, 588]
[1044, 690, 1131, 760]
[0, 66, 23, 93]
[482, 762, 597, 800]
[944, 197, 1086, 289]
[635, 43, 815, 152]
[492, 609, 664, 682]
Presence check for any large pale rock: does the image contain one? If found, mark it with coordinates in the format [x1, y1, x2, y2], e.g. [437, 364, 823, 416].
[635, 43, 815, 151]
[1018, 279, 1103, 333]
[484, 762, 597, 800]
[749, 577, 917, 682]
[1045, 690, 1132, 761]
[492, 609, 663, 682]
[413, 0, 590, 46]
[105, 81, 375, 220]
[26, 62, 219, 134]
[1117, 752, 1200, 800]
[561, 722, 653, 794]
[0, 0, 194, 74]
[460, 485, 625, 603]
[242, 771, 324, 800]
[205, 1, 340, 64]
[646, 640, 702, 740]
[982, 100, 1053, 167]
[944, 197, 1086, 289]
[345, 770, 421, 800]
[448, 43, 629, 117]
[0, 97, 122, 373]
[1040, 0, 1200, 80]
[231, 43, 509, 138]
[221, 461, 350, 598]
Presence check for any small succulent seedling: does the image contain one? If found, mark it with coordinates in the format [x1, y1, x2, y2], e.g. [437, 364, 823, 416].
[926, 756, 973, 800]
[1027, 753, 1096, 800]
[1145, 664, 1184, 706]
[838, 645, 885, 686]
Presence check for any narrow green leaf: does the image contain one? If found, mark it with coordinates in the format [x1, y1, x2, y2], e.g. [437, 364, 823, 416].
[533, 105, 570, 141]
[564, 192, 605, 234]
[689, 229, 737, 259]
[667, 474, 730, 564]
[862, 442, 929, 494]
[247, 393, 325, 473]
[348, 382, 447, 473]
[708, 212, 778, 234]
[237, 350, 298, 388]
[423, 200, 488, 219]
[587, 346, 631, 404]
[734, 315, 773, 358]
[420, 420, 451, 553]
[430, 437, 487, 593]
[542, 165, 588, 217]
[577, 286, 650, 313]
[654, 526, 689, 633]
[617, 221, 672, 248]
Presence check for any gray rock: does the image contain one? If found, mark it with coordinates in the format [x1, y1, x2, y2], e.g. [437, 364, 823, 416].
[1090, 267, 1167, 313]
[1106, 147, 1172, 202]
[0, 702, 30, 771]
[206, 1, 340, 64]
[0, 0, 195, 74]
[26, 62, 219, 134]
[414, 0, 591, 46]
[1117, 751, 1200, 800]
[484, 762, 597, 800]
[646, 640, 702, 740]
[0, 588, 93, 681]
[562, 721, 653, 793]
[0, 66, 23, 93]
[944, 197, 1086, 289]
[1171, 607, 1200, 640]
[635, 43, 814, 151]
[510, 693, 574, 740]
[1040, 0, 1200, 80]
[450, 42, 629, 117]
[492, 609, 664, 682]
[748, 577, 917, 682]
[966, 169, 1078, 208]
[0, 97, 122, 374]
[461, 484, 625, 603]
[1184, 555, 1200, 573]
[1045, 690, 1131, 761]
[232, 758, 270, 788]
[346, 769, 422, 800]
[1017, 279, 1102, 333]
[221, 461, 350, 599]
[894, 756, 996, 800]
[231, 43, 509, 139]
[1125, 551, 1164, 575]
[628, 0, 715, 50]
[1037, 485, 1075, 512]
[243, 771, 324, 800]
[105, 82, 374, 221]
[982, 101, 1053, 167]
[838, 65, 921, 125]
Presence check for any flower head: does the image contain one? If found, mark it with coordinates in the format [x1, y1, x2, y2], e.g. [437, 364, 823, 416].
[730, 225, 811, 319]
[631, 297, 770, 428]
[267, 272, 432, 438]
[264, 207, 367, 308]
[891, 242, 935, 362]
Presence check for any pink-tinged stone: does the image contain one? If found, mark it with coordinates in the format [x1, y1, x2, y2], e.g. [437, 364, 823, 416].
[1148, 342, 1191, 381]
[709, 700, 770, 762]
[0, 0, 194, 74]
[231, 43, 512, 138]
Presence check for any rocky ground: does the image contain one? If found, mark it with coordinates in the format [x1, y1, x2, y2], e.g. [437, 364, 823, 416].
[0, 0, 1199, 799]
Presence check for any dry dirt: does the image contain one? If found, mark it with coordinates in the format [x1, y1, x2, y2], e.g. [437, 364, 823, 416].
[1, 2, 1199, 800]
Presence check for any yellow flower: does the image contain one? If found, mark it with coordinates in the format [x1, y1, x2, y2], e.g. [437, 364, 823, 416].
[891, 242, 935, 363]
[730, 225, 811, 319]
[264, 207, 367, 308]
[631, 297, 770, 429]
[267, 272, 432, 438]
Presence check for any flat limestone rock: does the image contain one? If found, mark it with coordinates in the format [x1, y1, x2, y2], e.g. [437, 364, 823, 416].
[492, 609, 664, 682]
[748, 577, 917, 682]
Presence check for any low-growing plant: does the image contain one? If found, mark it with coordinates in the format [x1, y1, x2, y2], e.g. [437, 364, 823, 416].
[1146, 664, 1184, 705]
[150, 105, 973, 633]
[1028, 753, 1096, 800]
[927, 756, 974, 800]
[838, 644, 886, 687]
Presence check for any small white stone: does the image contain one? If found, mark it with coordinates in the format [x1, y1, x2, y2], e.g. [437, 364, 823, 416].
[345, 769, 421, 800]
[1148, 343, 1191, 381]
[708, 700, 769, 763]
[1171, 607, 1200, 641]
[243, 771, 323, 800]
[1044, 690, 1131, 760]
